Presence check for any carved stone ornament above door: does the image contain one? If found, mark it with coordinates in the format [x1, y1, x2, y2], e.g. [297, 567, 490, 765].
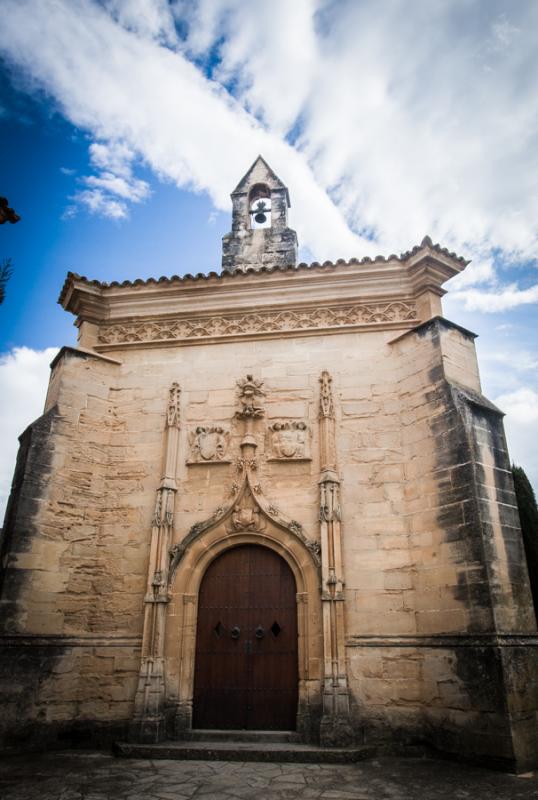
[169, 373, 321, 581]
[187, 426, 231, 464]
[267, 420, 311, 461]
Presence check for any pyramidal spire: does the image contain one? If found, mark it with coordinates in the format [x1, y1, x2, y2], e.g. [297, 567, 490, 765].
[221, 156, 298, 273]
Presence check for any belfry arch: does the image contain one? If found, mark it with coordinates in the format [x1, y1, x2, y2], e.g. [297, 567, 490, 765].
[248, 183, 272, 229]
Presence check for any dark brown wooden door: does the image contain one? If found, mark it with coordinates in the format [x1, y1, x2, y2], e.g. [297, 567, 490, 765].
[193, 545, 298, 730]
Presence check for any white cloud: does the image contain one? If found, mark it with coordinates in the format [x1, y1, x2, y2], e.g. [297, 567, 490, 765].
[72, 140, 151, 217]
[0, 347, 59, 524]
[483, 349, 538, 373]
[180, 1, 538, 262]
[1, 0, 537, 274]
[490, 13, 520, 51]
[447, 258, 496, 289]
[84, 171, 150, 202]
[72, 188, 128, 219]
[452, 283, 538, 312]
[0, 0, 362, 259]
[0, 0, 535, 281]
[495, 388, 538, 493]
[177, 0, 318, 136]
[104, 0, 177, 43]
[88, 140, 135, 176]
[495, 388, 538, 425]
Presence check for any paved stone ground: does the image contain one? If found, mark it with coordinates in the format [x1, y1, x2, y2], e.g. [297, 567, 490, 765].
[1, 751, 537, 800]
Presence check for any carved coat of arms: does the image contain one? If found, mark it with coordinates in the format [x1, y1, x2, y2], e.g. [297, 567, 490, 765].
[188, 426, 230, 463]
[230, 504, 264, 531]
[267, 421, 311, 460]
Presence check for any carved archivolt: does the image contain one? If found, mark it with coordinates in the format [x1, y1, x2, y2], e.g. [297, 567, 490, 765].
[169, 466, 321, 578]
[97, 300, 418, 346]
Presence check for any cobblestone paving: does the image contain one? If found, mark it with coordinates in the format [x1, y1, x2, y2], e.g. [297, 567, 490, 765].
[1, 751, 537, 800]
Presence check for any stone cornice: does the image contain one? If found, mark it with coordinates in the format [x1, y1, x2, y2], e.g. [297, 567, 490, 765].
[0, 634, 142, 647]
[49, 345, 122, 370]
[346, 633, 538, 648]
[388, 316, 478, 344]
[58, 237, 469, 348]
[59, 237, 467, 305]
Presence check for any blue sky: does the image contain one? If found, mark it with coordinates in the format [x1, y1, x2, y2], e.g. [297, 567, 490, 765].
[0, 83, 231, 351]
[0, 0, 537, 517]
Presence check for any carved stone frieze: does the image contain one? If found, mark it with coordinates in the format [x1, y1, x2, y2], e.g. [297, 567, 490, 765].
[267, 420, 311, 461]
[187, 426, 230, 464]
[97, 300, 418, 346]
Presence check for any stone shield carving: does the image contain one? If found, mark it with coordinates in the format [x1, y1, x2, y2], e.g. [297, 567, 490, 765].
[187, 426, 231, 464]
[267, 421, 311, 461]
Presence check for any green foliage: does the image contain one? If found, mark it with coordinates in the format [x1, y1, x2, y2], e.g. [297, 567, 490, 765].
[0, 257, 13, 305]
[513, 464, 538, 619]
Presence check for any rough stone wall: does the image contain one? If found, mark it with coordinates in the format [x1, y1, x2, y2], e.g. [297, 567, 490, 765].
[1, 322, 537, 766]
[9, 348, 149, 638]
[344, 318, 538, 769]
[0, 348, 144, 747]
[222, 224, 298, 272]
[0, 406, 59, 628]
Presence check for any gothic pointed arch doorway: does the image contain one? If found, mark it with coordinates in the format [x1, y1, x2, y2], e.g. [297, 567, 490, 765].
[192, 544, 299, 730]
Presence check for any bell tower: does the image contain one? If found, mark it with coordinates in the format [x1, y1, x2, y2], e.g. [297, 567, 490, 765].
[222, 156, 298, 272]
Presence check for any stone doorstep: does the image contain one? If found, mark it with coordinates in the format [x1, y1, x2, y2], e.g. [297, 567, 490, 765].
[186, 729, 302, 743]
[114, 739, 378, 764]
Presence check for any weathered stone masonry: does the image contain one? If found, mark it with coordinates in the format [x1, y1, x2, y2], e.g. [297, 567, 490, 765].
[1, 157, 538, 769]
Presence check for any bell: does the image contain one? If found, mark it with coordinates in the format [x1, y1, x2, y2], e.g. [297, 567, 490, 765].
[252, 199, 268, 225]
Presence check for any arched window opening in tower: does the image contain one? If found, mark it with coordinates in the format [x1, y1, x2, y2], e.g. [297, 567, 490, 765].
[249, 184, 271, 229]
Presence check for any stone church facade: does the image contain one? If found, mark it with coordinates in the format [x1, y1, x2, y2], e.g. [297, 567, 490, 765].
[1, 157, 538, 769]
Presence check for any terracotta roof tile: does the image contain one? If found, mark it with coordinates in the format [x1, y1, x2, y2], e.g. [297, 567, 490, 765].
[58, 237, 469, 306]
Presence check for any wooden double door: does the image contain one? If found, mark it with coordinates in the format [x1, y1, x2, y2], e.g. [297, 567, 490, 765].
[193, 545, 298, 730]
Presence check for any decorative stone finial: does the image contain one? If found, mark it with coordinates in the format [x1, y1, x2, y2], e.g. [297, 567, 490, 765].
[166, 382, 181, 428]
[319, 371, 335, 419]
